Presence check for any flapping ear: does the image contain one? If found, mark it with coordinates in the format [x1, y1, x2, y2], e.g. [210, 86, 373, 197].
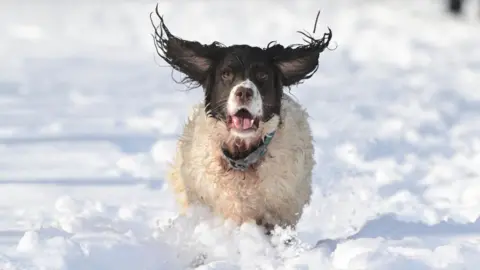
[268, 28, 333, 87]
[150, 5, 223, 87]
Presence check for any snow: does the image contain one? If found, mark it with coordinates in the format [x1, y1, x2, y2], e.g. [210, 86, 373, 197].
[1, 0, 480, 269]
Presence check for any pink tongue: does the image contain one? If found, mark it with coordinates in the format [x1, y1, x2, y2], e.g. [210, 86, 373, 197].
[232, 116, 253, 130]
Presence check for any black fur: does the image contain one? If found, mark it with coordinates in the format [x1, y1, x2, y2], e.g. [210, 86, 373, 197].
[448, 0, 464, 14]
[150, 5, 332, 123]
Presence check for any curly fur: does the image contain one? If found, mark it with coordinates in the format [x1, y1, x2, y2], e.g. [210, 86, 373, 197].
[167, 94, 314, 229]
[150, 5, 333, 232]
[150, 4, 333, 90]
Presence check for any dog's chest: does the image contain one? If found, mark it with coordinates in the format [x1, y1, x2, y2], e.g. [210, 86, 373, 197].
[209, 168, 263, 200]
[198, 162, 270, 221]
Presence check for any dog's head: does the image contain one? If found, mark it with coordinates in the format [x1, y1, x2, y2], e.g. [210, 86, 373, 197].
[151, 7, 332, 152]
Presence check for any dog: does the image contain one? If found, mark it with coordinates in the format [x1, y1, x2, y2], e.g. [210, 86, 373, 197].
[150, 5, 332, 234]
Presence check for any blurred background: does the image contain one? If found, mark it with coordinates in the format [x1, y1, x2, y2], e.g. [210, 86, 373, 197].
[0, 0, 478, 181]
[1, 0, 480, 225]
[0, 0, 480, 268]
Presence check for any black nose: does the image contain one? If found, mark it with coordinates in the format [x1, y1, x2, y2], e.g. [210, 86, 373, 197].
[235, 87, 253, 102]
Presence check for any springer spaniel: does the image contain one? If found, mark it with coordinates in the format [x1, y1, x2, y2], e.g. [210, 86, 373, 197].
[151, 5, 333, 234]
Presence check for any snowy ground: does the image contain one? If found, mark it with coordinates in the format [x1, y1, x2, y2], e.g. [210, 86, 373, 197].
[1, 0, 480, 269]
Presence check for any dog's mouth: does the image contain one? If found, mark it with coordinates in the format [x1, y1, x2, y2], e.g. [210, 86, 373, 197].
[227, 109, 260, 131]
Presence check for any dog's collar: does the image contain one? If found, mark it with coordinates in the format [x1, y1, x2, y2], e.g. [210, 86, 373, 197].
[221, 131, 276, 171]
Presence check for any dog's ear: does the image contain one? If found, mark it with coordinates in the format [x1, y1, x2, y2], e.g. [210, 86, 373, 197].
[161, 37, 214, 82]
[151, 6, 222, 86]
[269, 28, 333, 87]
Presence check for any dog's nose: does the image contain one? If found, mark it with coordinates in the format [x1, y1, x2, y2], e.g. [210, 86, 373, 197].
[235, 87, 253, 102]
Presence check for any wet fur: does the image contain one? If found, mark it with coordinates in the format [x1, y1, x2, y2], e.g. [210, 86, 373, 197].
[150, 6, 332, 231]
[167, 95, 314, 229]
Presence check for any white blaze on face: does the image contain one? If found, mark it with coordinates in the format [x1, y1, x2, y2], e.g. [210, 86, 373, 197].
[226, 79, 263, 117]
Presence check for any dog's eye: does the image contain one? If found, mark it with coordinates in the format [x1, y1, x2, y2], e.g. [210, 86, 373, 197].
[222, 69, 233, 81]
[256, 71, 268, 81]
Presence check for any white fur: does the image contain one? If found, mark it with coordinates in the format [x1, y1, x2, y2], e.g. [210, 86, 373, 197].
[166, 95, 314, 229]
[226, 79, 263, 117]
[230, 128, 256, 139]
